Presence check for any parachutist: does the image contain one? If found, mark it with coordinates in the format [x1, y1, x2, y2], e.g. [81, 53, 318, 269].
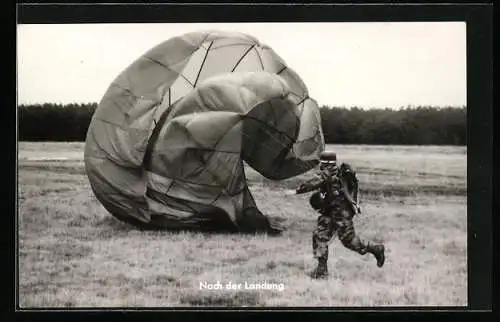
[296, 151, 385, 279]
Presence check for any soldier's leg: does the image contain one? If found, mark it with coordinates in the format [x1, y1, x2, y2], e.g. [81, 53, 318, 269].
[312, 214, 336, 261]
[336, 209, 385, 267]
[310, 214, 335, 278]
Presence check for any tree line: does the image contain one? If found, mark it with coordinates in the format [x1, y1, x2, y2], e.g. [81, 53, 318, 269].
[319, 105, 466, 145]
[18, 103, 466, 145]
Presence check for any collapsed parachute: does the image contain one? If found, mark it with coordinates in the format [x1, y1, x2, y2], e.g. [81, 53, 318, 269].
[84, 30, 325, 234]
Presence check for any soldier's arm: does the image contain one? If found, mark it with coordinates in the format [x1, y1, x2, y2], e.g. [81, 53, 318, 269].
[295, 172, 325, 194]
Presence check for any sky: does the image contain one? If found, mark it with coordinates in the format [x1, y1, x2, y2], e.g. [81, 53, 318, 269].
[17, 22, 466, 109]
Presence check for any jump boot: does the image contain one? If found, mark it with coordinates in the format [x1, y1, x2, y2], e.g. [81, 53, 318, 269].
[310, 257, 329, 279]
[368, 244, 385, 267]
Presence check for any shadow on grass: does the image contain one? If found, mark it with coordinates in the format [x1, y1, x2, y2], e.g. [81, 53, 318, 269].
[96, 212, 288, 238]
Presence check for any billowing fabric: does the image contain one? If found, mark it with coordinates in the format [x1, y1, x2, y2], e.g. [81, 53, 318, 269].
[84, 30, 325, 233]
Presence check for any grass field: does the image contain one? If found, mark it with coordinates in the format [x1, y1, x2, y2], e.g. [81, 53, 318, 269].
[18, 142, 467, 308]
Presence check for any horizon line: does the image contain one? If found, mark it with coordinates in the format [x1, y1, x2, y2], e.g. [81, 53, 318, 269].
[17, 101, 467, 110]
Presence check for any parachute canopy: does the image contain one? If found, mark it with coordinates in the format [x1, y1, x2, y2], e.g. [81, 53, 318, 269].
[84, 30, 325, 233]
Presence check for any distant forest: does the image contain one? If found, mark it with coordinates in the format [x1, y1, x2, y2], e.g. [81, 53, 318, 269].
[18, 103, 466, 145]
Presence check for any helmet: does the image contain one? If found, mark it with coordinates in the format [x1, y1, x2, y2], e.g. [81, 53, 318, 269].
[309, 191, 324, 211]
[320, 151, 337, 164]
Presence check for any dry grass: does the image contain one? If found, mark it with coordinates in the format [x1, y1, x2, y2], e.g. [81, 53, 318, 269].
[17, 143, 467, 308]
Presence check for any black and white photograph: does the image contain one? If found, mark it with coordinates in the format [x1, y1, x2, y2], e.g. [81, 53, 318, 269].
[17, 16, 472, 308]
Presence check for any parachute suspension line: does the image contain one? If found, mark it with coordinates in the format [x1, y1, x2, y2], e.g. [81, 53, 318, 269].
[231, 44, 256, 72]
[194, 41, 214, 87]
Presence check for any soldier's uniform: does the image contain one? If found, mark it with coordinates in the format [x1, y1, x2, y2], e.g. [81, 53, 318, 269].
[296, 151, 385, 279]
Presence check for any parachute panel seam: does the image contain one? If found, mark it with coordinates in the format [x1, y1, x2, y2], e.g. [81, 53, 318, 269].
[210, 42, 256, 51]
[194, 41, 214, 87]
[147, 168, 236, 189]
[254, 47, 265, 70]
[231, 44, 256, 72]
[277, 66, 287, 75]
[110, 83, 141, 99]
[144, 56, 175, 73]
[175, 121, 238, 191]
[142, 95, 175, 170]
[89, 119, 149, 167]
[243, 101, 299, 143]
[145, 187, 199, 215]
[150, 173, 225, 206]
[145, 54, 195, 90]
[296, 95, 310, 107]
